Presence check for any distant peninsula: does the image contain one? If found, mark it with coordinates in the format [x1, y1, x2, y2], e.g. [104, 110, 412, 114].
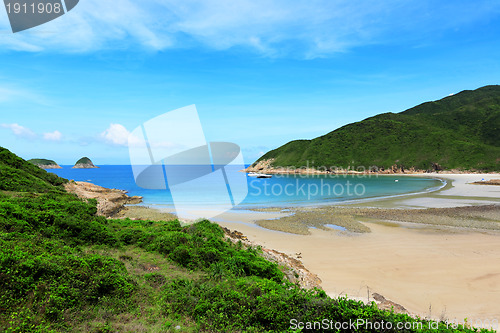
[72, 157, 98, 169]
[248, 85, 500, 173]
[28, 158, 62, 169]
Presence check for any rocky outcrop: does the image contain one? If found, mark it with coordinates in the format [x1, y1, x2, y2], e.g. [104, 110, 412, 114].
[244, 158, 277, 173]
[244, 159, 489, 175]
[261, 248, 323, 289]
[243, 159, 359, 175]
[430, 162, 443, 172]
[40, 165, 63, 169]
[72, 157, 98, 169]
[222, 227, 322, 289]
[64, 181, 142, 216]
[28, 158, 62, 169]
[244, 159, 418, 175]
[372, 293, 407, 314]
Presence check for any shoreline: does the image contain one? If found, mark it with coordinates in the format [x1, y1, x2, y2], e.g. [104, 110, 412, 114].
[243, 158, 500, 176]
[115, 172, 500, 325]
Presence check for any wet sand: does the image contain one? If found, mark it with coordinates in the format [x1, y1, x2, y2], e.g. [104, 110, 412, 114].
[119, 173, 500, 325]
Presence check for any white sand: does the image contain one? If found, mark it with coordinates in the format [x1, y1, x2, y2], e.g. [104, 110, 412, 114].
[434, 173, 500, 198]
[214, 173, 500, 325]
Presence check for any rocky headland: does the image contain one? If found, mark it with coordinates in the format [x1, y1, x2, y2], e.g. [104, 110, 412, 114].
[244, 158, 489, 175]
[64, 181, 142, 216]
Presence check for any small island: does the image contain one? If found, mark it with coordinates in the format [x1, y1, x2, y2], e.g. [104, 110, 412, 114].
[72, 157, 98, 169]
[28, 158, 62, 169]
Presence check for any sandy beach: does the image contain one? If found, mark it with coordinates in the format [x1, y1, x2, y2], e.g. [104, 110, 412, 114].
[120, 173, 500, 327]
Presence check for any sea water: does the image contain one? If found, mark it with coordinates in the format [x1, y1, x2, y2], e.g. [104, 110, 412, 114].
[49, 165, 444, 209]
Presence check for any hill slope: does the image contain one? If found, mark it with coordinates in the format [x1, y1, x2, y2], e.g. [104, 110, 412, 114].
[1, 148, 67, 192]
[255, 85, 500, 171]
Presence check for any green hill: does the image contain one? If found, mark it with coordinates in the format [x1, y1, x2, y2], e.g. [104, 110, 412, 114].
[28, 158, 62, 169]
[0, 147, 491, 332]
[255, 85, 500, 171]
[75, 156, 92, 165]
[73, 156, 98, 168]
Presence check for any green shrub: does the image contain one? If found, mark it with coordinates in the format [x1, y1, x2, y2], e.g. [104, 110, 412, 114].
[113, 218, 284, 282]
[0, 192, 116, 246]
[0, 235, 134, 328]
[162, 276, 493, 332]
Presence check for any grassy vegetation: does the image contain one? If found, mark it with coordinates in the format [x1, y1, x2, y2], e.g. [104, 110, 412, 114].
[256, 85, 500, 171]
[0, 147, 66, 193]
[0, 146, 496, 332]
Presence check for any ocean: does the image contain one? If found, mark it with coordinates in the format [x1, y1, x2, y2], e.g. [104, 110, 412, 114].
[48, 165, 444, 210]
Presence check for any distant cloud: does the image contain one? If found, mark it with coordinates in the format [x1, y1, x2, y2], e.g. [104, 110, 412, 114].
[0, 0, 498, 58]
[101, 123, 131, 146]
[43, 130, 63, 141]
[101, 123, 178, 149]
[1, 123, 37, 139]
[1, 123, 65, 142]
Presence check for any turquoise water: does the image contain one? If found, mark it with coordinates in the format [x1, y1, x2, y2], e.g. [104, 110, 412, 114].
[49, 165, 444, 208]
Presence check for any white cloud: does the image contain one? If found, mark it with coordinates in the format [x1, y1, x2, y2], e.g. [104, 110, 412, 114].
[1, 123, 64, 142]
[0, 0, 498, 57]
[101, 123, 179, 149]
[101, 123, 131, 146]
[43, 130, 63, 141]
[1, 123, 37, 139]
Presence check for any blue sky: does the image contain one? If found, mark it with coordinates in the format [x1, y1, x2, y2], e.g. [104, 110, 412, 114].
[0, 0, 500, 164]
